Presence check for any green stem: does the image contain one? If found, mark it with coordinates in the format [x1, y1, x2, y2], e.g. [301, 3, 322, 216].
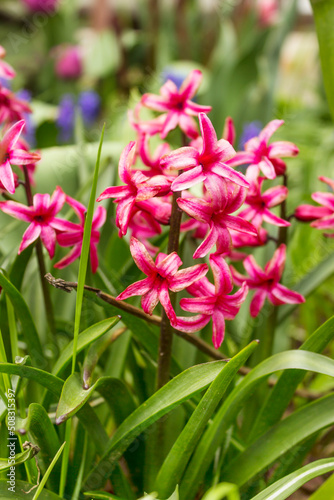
[156, 190, 183, 390]
[22, 166, 56, 337]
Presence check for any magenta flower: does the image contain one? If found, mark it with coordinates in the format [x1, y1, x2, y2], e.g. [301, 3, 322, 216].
[177, 177, 257, 258]
[117, 237, 208, 325]
[228, 120, 299, 180]
[0, 120, 40, 194]
[0, 186, 73, 258]
[21, 0, 59, 12]
[238, 177, 290, 228]
[97, 142, 171, 236]
[231, 244, 305, 317]
[54, 196, 106, 273]
[295, 176, 334, 237]
[140, 70, 212, 139]
[128, 210, 162, 256]
[0, 86, 32, 124]
[175, 254, 248, 348]
[0, 46, 15, 80]
[54, 45, 82, 80]
[161, 113, 249, 192]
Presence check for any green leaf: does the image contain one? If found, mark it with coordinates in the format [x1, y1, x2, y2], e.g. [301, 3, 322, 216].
[59, 125, 105, 497]
[83, 359, 229, 490]
[0, 270, 44, 367]
[180, 350, 334, 499]
[32, 442, 66, 500]
[310, 0, 334, 120]
[156, 341, 258, 498]
[249, 314, 334, 442]
[56, 374, 135, 424]
[0, 480, 63, 499]
[51, 317, 121, 377]
[0, 447, 38, 472]
[0, 363, 63, 395]
[15, 404, 61, 491]
[250, 457, 334, 500]
[82, 324, 122, 388]
[202, 483, 240, 500]
[222, 394, 334, 487]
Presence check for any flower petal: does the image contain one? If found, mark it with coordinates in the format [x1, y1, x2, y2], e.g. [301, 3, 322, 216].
[159, 281, 177, 325]
[199, 113, 218, 156]
[210, 163, 250, 188]
[212, 310, 226, 349]
[174, 314, 210, 333]
[169, 263, 208, 292]
[270, 283, 305, 305]
[258, 119, 283, 144]
[193, 226, 218, 259]
[268, 141, 299, 158]
[0, 159, 15, 194]
[40, 225, 57, 258]
[18, 223, 41, 254]
[177, 197, 212, 223]
[161, 146, 199, 172]
[179, 69, 202, 100]
[117, 276, 154, 301]
[54, 244, 81, 269]
[118, 141, 136, 184]
[250, 289, 267, 317]
[156, 252, 182, 277]
[130, 237, 156, 275]
[209, 253, 233, 295]
[179, 296, 216, 314]
[171, 165, 206, 191]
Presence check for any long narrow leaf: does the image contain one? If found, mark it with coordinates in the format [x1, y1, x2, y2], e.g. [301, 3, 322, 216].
[156, 341, 258, 498]
[180, 350, 334, 499]
[222, 395, 334, 486]
[83, 359, 229, 490]
[251, 458, 334, 500]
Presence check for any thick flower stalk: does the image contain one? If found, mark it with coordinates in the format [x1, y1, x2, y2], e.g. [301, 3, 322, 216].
[295, 176, 334, 237]
[161, 113, 249, 192]
[117, 237, 208, 325]
[97, 141, 171, 236]
[0, 120, 40, 194]
[55, 196, 106, 272]
[139, 69, 212, 139]
[177, 177, 257, 258]
[228, 119, 299, 180]
[175, 254, 248, 348]
[0, 186, 74, 258]
[231, 244, 305, 317]
[238, 176, 290, 228]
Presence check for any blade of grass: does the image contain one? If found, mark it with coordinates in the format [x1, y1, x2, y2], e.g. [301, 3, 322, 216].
[59, 125, 105, 497]
[32, 442, 66, 500]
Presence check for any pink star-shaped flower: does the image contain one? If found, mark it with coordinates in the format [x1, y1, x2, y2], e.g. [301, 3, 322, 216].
[140, 70, 212, 139]
[161, 113, 248, 192]
[231, 244, 305, 317]
[238, 177, 290, 228]
[0, 46, 15, 80]
[175, 254, 248, 348]
[0, 186, 73, 258]
[97, 141, 171, 236]
[177, 176, 257, 258]
[295, 176, 334, 237]
[117, 237, 208, 325]
[54, 196, 106, 273]
[228, 120, 299, 180]
[0, 120, 40, 194]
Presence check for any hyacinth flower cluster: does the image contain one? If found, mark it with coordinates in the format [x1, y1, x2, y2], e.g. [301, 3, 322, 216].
[97, 69, 305, 348]
[0, 49, 106, 273]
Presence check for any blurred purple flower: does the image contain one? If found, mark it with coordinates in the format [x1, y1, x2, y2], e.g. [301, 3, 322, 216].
[78, 91, 100, 126]
[161, 68, 187, 90]
[16, 89, 36, 147]
[57, 94, 75, 143]
[239, 121, 262, 150]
